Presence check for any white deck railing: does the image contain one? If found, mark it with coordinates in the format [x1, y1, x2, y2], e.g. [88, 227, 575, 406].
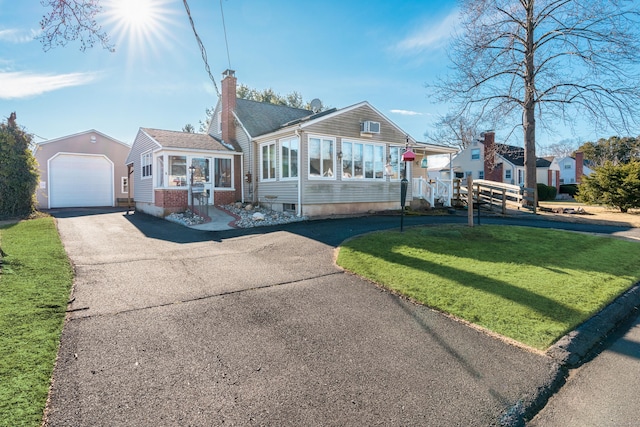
[412, 177, 453, 207]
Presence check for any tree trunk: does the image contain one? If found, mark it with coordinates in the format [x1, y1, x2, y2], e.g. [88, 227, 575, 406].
[523, 1, 537, 206]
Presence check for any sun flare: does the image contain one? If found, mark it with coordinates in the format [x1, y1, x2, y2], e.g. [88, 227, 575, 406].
[112, 0, 156, 28]
[103, 0, 175, 55]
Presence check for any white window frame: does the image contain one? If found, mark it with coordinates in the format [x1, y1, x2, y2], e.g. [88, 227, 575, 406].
[141, 151, 152, 179]
[388, 146, 403, 180]
[121, 176, 128, 194]
[308, 135, 336, 180]
[505, 169, 512, 180]
[478, 171, 484, 180]
[342, 139, 385, 180]
[280, 137, 299, 180]
[213, 157, 233, 189]
[260, 141, 277, 181]
[471, 148, 481, 160]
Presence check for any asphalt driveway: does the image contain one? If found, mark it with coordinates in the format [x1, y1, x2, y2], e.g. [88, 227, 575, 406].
[45, 209, 567, 426]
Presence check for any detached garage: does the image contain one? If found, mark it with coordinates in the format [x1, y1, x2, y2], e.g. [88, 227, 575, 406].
[34, 130, 132, 209]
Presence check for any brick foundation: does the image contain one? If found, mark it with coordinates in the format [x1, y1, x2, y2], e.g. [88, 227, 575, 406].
[214, 190, 238, 206]
[155, 189, 188, 210]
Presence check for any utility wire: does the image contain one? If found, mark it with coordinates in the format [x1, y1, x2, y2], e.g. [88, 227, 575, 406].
[220, 0, 232, 70]
[183, 0, 220, 97]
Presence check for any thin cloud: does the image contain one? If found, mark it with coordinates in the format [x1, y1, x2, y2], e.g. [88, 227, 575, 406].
[395, 10, 459, 55]
[0, 71, 100, 99]
[0, 28, 39, 44]
[391, 109, 423, 116]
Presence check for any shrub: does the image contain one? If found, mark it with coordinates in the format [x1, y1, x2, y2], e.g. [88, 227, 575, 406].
[537, 183, 557, 201]
[559, 184, 578, 196]
[0, 114, 39, 219]
[577, 161, 640, 212]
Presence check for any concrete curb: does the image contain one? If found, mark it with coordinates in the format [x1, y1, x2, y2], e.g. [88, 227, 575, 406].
[547, 282, 640, 368]
[501, 282, 640, 426]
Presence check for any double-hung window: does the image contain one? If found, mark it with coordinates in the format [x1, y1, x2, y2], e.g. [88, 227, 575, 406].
[308, 136, 335, 178]
[280, 137, 299, 180]
[141, 152, 152, 179]
[261, 141, 277, 181]
[471, 148, 481, 160]
[342, 140, 384, 179]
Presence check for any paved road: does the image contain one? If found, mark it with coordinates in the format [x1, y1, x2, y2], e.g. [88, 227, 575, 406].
[528, 310, 640, 427]
[44, 209, 638, 426]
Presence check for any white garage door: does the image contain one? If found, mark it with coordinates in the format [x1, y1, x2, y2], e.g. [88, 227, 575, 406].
[49, 154, 113, 208]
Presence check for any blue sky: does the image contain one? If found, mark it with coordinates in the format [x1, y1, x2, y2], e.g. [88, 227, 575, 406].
[0, 0, 613, 147]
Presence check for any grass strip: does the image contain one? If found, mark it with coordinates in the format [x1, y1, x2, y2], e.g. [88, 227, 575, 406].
[0, 218, 73, 427]
[337, 225, 640, 350]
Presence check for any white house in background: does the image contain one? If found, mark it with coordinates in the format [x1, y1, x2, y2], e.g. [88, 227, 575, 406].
[556, 153, 593, 184]
[33, 130, 132, 209]
[444, 131, 560, 189]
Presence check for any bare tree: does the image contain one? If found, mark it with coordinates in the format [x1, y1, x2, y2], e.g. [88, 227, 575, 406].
[38, 0, 113, 52]
[436, 0, 640, 203]
[425, 112, 485, 150]
[538, 139, 580, 157]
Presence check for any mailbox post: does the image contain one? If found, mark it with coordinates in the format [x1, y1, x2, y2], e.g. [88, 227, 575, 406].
[400, 144, 415, 232]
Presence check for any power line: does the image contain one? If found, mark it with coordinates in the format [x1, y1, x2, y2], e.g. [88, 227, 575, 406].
[183, 0, 220, 97]
[220, 0, 232, 70]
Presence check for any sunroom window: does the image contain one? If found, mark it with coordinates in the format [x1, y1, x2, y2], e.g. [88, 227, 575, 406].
[342, 141, 384, 179]
[214, 158, 232, 188]
[281, 137, 299, 179]
[309, 136, 334, 178]
[261, 142, 276, 181]
[168, 155, 187, 187]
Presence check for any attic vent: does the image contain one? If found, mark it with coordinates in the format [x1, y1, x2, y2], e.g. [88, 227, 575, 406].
[361, 120, 380, 134]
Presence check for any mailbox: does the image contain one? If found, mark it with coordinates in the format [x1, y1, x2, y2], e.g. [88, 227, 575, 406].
[191, 183, 205, 194]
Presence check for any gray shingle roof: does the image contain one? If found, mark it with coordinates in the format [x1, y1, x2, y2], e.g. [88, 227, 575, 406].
[493, 143, 550, 167]
[235, 99, 313, 137]
[142, 128, 239, 152]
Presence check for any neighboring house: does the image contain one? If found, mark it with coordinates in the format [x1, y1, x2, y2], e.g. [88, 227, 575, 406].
[556, 153, 593, 184]
[445, 131, 560, 189]
[128, 69, 457, 218]
[33, 130, 132, 209]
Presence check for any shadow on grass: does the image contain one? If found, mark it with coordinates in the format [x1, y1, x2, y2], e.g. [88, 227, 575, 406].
[381, 249, 583, 324]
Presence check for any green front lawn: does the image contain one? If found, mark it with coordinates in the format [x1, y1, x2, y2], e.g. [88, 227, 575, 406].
[0, 218, 73, 427]
[337, 225, 640, 350]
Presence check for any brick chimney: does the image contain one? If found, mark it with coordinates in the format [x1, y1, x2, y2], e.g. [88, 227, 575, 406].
[575, 151, 584, 184]
[221, 69, 237, 144]
[482, 131, 501, 181]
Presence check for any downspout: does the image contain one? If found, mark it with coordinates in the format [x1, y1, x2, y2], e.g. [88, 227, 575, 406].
[295, 127, 302, 217]
[240, 152, 244, 203]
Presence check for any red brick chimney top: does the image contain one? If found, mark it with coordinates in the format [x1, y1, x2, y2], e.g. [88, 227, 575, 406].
[221, 69, 237, 144]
